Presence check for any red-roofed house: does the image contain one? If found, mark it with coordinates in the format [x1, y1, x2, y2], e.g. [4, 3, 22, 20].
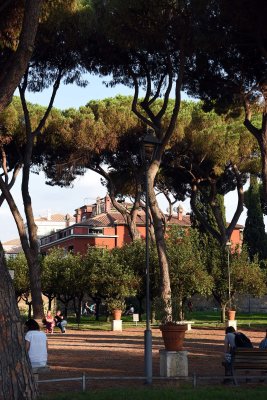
[3, 212, 76, 258]
[2, 238, 22, 259]
[39, 195, 243, 255]
[32, 211, 75, 238]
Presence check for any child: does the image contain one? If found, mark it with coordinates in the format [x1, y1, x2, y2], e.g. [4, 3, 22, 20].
[45, 310, 55, 334]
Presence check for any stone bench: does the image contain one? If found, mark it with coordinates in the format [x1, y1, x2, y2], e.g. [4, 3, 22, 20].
[178, 321, 195, 331]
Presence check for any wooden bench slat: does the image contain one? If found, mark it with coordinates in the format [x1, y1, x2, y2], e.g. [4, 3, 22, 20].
[234, 364, 267, 370]
[225, 349, 267, 385]
[234, 358, 267, 363]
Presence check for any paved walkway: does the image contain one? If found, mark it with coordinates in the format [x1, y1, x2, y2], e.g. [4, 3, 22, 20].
[38, 327, 265, 394]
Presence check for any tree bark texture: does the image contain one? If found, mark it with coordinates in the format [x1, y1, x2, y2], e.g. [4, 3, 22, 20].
[0, 175, 44, 320]
[147, 162, 172, 320]
[0, 246, 37, 399]
[244, 86, 267, 212]
[259, 121, 267, 210]
[21, 159, 44, 320]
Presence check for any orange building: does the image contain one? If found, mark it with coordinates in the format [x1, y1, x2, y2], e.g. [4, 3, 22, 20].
[39, 195, 243, 255]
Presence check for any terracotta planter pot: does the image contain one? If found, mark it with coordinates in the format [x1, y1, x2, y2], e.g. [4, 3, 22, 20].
[160, 323, 187, 351]
[112, 309, 122, 320]
[227, 310, 236, 321]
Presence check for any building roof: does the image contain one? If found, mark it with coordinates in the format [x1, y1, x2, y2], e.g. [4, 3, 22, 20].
[167, 214, 191, 226]
[2, 238, 21, 246]
[2, 238, 22, 254]
[77, 210, 146, 227]
[74, 210, 196, 229]
[34, 213, 75, 223]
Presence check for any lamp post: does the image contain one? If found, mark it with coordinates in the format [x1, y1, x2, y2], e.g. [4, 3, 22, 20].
[141, 130, 161, 385]
[226, 241, 231, 309]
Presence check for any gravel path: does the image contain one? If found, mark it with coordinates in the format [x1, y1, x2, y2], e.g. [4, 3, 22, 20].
[38, 326, 265, 394]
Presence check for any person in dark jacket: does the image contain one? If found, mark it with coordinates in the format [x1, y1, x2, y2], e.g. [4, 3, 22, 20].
[54, 310, 67, 333]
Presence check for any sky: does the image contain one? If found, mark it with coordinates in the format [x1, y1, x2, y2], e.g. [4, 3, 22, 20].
[1, 74, 249, 242]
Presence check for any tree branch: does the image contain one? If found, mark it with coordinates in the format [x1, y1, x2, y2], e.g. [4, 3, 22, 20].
[0, 0, 43, 111]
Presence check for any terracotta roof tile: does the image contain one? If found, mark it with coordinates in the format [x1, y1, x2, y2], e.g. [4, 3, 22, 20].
[76, 211, 194, 228]
[34, 213, 75, 223]
[78, 211, 146, 227]
[2, 238, 22, 254]
[2, 238, 21, 246]
[167, 214, 191, 226]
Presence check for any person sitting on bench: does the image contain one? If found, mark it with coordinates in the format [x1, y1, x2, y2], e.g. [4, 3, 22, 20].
[54, 310, 67, 333]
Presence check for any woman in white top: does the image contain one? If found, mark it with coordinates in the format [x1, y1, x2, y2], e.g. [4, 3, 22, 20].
[25, 319, 48, 368]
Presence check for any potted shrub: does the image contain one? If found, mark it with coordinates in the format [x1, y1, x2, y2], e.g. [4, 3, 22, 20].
[227, 306, 236, 321]
[226, 297, 237, 321]
[160, 321, 187, 351]
[156, 297, 187, 351]
[107, 298, 126, 320]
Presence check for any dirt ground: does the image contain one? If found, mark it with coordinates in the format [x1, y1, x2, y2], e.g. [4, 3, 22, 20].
[38, 325, 266, 395]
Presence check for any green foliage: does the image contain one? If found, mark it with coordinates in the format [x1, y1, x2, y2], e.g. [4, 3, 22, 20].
[243, 176, 267, 260]
[165, 226, 214, 320]
[113, 239, 160, 304]
[7, 253, 30, 300]
[230, 248, 267, 299]
[0, 1, 24, 51]
[41, 248, 84, 302]
[83, 246, 140, 306]
[201, 233, 267, 310]
[106, 298, 126, 313]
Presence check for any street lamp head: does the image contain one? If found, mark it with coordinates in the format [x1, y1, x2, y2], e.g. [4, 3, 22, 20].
[141, 128, 161, 163]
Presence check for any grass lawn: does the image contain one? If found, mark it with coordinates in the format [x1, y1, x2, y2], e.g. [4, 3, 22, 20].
[66, 311, 267, 331]
[187, 311, 267, 330]
[40, 386, 267, 400]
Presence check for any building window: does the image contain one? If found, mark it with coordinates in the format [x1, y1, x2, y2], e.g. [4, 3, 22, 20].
[88, 228, 103, 235]
[68, 245, 74, 253]
[58, 231, 67, 239]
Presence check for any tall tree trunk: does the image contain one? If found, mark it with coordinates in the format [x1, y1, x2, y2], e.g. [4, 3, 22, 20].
[259, 82, 267, 208]
[244, 86, 267, 211]
[0, 176, 44, 319]
[221, 303, 227, 323]
[148, 163, 172, 320]
[0, 244, 37, 399]
[24, 250, 43, 320]
[94, 298, 102, 321]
